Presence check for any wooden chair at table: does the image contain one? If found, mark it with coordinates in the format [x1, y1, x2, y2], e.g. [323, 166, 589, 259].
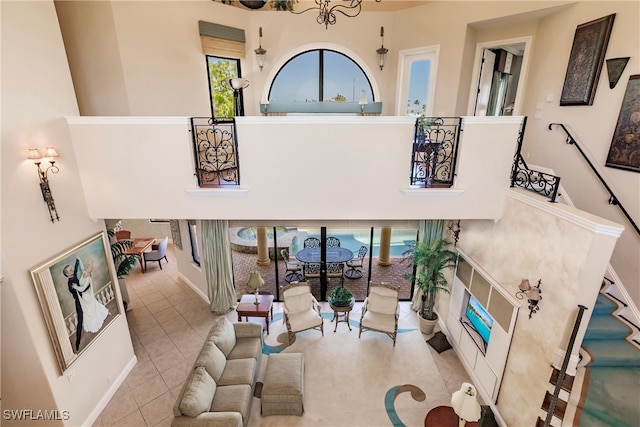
[115, 230, 131, 241]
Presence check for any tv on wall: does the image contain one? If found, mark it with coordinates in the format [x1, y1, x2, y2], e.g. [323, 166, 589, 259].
[461, 293, 494, 353]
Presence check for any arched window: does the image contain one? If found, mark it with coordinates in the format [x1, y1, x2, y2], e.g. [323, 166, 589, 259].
[269, 49, 374, 103]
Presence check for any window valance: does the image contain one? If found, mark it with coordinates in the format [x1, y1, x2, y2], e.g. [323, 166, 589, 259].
[198, 21, 245, 58]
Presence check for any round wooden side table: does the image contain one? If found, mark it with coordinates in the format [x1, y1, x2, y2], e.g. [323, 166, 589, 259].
[424, 406, 479, 427]
[329, 300, 354, 332]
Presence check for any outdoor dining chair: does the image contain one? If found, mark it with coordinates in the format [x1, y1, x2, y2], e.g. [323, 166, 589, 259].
[281, 249, 304, 283]
[344, 245, 368, 279]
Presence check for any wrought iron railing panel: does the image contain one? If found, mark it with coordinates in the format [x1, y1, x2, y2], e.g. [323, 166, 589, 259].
[511, 154, 561, 201]
[410, 117, 462, 187]
[190, 117, 240, 187]
[510, 117, 562, 202]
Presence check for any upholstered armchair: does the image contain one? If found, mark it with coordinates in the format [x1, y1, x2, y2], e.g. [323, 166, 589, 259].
[282, 282, 324, 343]
[143, 237, 169, 270]
[359, 283, 400, 346]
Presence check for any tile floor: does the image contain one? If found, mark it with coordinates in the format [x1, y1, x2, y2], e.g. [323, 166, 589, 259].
[93, 245, 473, 427]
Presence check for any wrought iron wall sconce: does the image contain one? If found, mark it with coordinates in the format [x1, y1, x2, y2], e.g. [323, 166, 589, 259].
[28, 147, 60, 223]
[376, 26, 388, 70]
[254, 27, 267, 71]
[447, 220, 461, 246]
[516, 278, 542, 318]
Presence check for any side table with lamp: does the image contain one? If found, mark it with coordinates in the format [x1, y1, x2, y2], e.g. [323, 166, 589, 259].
[236, 271, 274, 334]
[425, 382, 482, 427]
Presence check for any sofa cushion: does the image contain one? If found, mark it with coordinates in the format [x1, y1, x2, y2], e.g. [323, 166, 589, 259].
[217, 358, 256, 387]
[211, 384, 252, 422]
[228, 337, 262, 361]
[179, 367, 216, 418]
[210, 318, 237, 357]
[195, 340, 227, 382]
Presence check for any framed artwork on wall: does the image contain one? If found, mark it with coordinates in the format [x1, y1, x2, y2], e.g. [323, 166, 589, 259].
[606, 75, 640, 173]
[560, 14, 615, 106]
[30, 232, 121, 374]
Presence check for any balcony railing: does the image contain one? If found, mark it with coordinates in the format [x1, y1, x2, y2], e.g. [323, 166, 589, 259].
[190, 117, 240, 187]
[410, 117, 462, 187]
[510, 117, 562, 202]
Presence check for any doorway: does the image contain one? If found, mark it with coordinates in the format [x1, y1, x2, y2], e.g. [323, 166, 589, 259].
[467, 37, 531, 116]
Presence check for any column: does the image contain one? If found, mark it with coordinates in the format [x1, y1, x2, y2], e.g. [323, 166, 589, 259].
[256, 226, 270, 266]
[378, 227, 392, 266]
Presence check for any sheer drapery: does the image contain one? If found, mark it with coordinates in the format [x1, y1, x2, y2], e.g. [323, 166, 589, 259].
[411, 219, 444, 311]
[202, 220, 237, 314]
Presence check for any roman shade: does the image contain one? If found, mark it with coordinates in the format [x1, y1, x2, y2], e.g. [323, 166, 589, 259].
[198, 20, 246, 58]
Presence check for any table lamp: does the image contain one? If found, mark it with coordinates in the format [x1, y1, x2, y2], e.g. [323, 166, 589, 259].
[247, 271, 264, 305]
[451, 383, 481, 427]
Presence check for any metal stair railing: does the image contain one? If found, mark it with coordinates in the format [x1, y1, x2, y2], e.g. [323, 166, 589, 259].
[549, 123, 639, 235]
[510, 117, 563, 202]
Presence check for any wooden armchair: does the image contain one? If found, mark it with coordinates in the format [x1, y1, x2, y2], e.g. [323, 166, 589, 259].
[359, 282, 400, 346]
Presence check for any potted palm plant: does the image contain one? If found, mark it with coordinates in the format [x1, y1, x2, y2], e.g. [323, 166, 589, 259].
[404, 238, 458, 334]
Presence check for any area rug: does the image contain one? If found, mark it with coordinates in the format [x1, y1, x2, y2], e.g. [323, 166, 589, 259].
[246, 312, 453, 427]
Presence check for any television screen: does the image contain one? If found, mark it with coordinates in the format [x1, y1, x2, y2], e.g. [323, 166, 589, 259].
[465, 294, 493, 346]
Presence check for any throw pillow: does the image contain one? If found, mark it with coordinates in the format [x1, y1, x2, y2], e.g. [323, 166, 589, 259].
[210, 318, 236, 357]
[427, 331, 452, 354]
[179, 367, 216, 418]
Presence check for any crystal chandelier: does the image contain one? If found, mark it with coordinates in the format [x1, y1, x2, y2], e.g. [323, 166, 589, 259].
[293, 0, 382, 29]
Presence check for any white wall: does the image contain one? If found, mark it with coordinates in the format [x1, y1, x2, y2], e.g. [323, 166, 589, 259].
[66, 116, 522, 221]
[520, 1, 640, 307]
[1, 2, 135, 425]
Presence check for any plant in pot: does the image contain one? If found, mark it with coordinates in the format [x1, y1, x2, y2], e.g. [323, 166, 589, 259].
[107, 229, 137, 311]
[328, 286, 353, 307]
[268, 0, 296, 11]
[404, 238, 457, 334]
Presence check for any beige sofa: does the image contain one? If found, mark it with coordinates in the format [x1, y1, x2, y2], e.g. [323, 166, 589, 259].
[172, 317, 263, 427]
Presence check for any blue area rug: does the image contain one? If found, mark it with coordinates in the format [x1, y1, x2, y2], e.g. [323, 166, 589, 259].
[579, 293, 640, 426]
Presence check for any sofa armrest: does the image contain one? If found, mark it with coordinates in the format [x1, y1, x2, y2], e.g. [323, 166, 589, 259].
[233, 321, 263, 339]
[171, 412, 243, 427]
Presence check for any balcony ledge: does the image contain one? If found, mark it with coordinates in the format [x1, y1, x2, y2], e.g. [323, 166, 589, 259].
[400, 187, 464, 196]
[185, 187, 250, 196]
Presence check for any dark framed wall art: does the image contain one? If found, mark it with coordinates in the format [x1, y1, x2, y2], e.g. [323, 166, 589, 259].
[30, 232, 122, 373]
[606, 75, 640, 173]
[560, 14, 615, 106]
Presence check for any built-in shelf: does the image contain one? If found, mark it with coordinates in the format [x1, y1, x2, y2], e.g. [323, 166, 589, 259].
[446, 248, 520, 403]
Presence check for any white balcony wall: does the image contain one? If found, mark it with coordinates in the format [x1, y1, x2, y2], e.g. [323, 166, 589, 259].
[67, 116, 523, 221]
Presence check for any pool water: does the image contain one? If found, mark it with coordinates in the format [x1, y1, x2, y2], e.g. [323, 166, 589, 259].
[292, 230, 417, 257]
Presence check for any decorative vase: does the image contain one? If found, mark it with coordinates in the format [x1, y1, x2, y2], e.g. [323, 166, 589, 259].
[417, 312, 438, 335]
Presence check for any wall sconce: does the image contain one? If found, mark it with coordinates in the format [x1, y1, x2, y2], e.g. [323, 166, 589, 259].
[376, 26, 388, 70]
[451, 383, 481, 426]
[28, 147, 60, 223]
[516, 278, 542, 318]
[247, 270, 264, 305]
[254, 27, 267, 71]
[447, 220, 461, 246]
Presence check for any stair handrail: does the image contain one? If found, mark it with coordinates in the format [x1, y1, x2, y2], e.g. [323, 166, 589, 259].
[549, 123, 639, 235]
[544, 304, 588, 427]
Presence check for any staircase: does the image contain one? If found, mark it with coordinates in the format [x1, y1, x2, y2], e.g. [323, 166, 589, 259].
[577, 284, 640, 426]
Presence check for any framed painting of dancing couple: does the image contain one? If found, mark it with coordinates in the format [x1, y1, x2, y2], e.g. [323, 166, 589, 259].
[30, 232, 122, 374]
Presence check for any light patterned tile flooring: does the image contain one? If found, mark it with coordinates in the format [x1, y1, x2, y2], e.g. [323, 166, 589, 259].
[93, 245, 472, 427]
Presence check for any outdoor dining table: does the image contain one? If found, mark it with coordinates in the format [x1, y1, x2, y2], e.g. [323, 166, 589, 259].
[295, 247, 353, 301]
[295, 247, 354, 264]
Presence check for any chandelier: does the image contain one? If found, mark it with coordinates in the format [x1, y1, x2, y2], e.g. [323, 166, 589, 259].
[293, 0, 382, 29]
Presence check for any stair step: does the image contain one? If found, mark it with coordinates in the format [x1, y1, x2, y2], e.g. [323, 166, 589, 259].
[584, 315, 631, 340]
[549, 368, 574, 393]
[582, 339, 640, 367]
[579, 366, 640, 427]
[541, 391, 567, 419]
[592, 293, 617, 315]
